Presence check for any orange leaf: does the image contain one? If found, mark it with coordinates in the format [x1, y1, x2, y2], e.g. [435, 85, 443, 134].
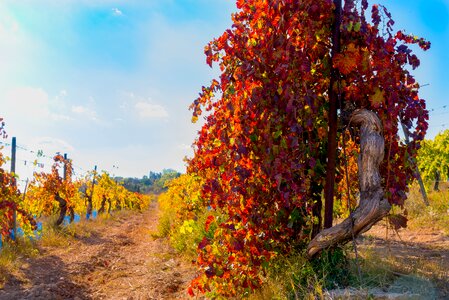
[205, 215, 215, 232]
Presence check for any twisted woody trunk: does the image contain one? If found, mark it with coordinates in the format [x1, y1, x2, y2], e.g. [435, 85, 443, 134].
[308, 109, 391, 257]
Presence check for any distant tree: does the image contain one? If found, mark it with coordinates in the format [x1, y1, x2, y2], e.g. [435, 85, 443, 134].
[153, 169, 181, 192]
[117, 170, 181, 194]
[418, 129, 449, 190]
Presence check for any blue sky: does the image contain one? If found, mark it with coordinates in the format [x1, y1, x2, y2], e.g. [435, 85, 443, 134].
[0, 0, 448, 181]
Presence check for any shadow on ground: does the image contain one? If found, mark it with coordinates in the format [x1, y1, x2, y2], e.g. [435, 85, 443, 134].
[358, 234, 449, 299]
[0, 253, 90, 300]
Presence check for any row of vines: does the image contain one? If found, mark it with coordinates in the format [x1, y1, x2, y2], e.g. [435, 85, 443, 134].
[0, 125, 151, 243]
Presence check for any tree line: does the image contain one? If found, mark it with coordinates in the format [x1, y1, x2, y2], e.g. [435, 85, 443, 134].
[117, 169, 181, 194]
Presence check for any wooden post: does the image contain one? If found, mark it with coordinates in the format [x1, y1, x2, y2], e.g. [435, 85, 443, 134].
[63, 153, 68, 180]
[401, 123, 429, 206]
[324, 0, 342, 229]
[10, 137, 17, 240]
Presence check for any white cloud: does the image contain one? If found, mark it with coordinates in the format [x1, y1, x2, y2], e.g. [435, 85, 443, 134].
[32, 136, 75, 153]
[5, 86, 49, 116]
[112, 8, 123, 16]
[178, 143, 191, 150]
[71, 102, 99, 122]
[120, 91, 169, 120]
[135, 101, 169, 119]
[1, 86, 71, 126]
[60, 90, 67, 97]
[72, 105, 85, 114]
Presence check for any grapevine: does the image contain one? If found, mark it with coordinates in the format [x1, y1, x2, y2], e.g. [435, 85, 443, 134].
[188, 0, 429, 296]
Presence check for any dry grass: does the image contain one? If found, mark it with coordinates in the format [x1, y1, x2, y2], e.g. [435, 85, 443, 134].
[0, 238, 39, 288]
[250, 183, 449, 299]
[352, 183, 449, 297]
[406, 182, 449, 233]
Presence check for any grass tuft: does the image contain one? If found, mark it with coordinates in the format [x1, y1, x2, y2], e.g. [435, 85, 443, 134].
[0, 238, 39, 288]
[250, 247, 350, 299]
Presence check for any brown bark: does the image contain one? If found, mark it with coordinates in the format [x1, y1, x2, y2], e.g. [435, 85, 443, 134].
[69, 207, 75, 223]
[307, 109, 391, 257]
[434, 170, 440, 192]
[323, 0, 343, 229]
[55, 193, 68, 226]
[98, 195, 107, 214]
[86, 195, 93, 217]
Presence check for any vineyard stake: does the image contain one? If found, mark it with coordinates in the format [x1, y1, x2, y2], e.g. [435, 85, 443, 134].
[401, 123, 429, 206]
[323, 0, 342, 229]
[10, 137, 17, 241]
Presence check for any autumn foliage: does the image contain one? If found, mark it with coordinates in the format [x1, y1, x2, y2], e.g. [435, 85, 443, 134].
[335, 131, 359, 217]
[0, 119, 36, 239]
[90, 171, 151, 214]
[25, 154, 78, 225]
[0, 151, 36, 239]
[24, 167, 151, 224]
[187, 0, 429, 296]
[1, 123, 150, 237]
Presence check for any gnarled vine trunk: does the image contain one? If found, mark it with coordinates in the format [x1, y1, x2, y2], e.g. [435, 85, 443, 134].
[434, 170, 440, 192]
[307, 109, 391, 257]
[68, 207, 75, 223]
[86, 194, 94, 218]
[54, 193, 68, 226]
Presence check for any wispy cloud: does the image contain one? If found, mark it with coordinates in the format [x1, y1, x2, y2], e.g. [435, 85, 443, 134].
[135, 101, 169, 119]
[120, 91, 169, 120]
[71, 105, 98, 121]
[112, 8, 123, 16]
[32, 136, 75, 152]
[178, 143, 191, 150]
[2, 86, 72, 125]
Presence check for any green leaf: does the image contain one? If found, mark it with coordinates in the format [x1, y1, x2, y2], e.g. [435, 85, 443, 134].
[347, 21, 353, 32]
[273, 130, 282, 139]
[280, 137, 287, 149]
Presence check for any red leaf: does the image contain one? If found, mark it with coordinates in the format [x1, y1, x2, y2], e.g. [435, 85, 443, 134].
[388, 214, 408, 230]
[198, 237, 208, 250]
[187, 286, 195, 297]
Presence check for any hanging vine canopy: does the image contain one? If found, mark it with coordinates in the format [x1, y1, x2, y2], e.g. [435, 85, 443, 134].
[188, 0, 429, 296]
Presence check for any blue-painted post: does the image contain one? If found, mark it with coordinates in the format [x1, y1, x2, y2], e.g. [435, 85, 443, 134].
[10, 137, 17, 241]
[63, 153, 67, 180]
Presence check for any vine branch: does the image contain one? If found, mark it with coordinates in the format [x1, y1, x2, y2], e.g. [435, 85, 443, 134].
[308, 109, 391, 257]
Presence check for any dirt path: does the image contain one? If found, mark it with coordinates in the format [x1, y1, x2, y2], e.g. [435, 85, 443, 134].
[2, 204, 449, 299]
[357, 222, 449, 299]
[0, 202, 196, 300]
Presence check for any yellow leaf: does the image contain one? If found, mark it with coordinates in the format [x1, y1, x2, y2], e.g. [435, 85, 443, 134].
[370, 88, 385, 107]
